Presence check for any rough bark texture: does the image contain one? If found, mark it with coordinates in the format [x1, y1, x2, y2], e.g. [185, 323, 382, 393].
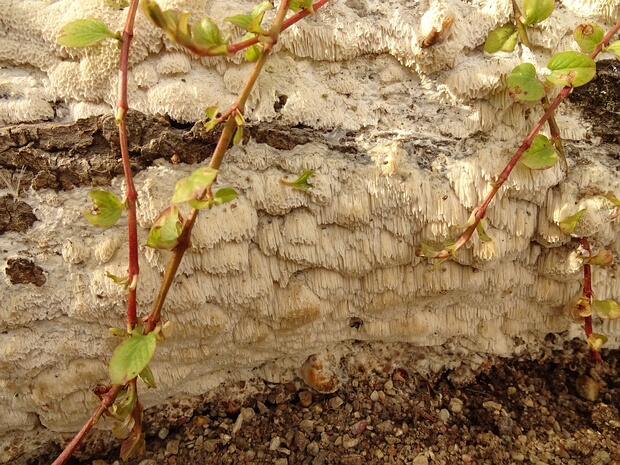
[1, 0, 620, 462]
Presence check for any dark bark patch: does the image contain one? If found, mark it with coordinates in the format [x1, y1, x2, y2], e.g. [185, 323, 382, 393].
[0, 195, 37, 234]
[569, 60, 620, 144]
[5, 258, 46, 286]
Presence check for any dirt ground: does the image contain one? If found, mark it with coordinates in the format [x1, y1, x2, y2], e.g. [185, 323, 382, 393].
[24, 338, 620, 465]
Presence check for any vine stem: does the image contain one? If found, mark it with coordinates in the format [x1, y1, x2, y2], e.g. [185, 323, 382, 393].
[144, 0, 297, 332]
[51, 385, 123, 465]
[433, 19, 620, 259]
[117, 0, 141, 330]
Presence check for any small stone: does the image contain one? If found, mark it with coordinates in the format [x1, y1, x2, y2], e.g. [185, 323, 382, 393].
[387, 444, 397, 456]
[511, 452, 525, 461]
[370, 390, 379, 402]
[137, 460, 157, 465]
[269, 436, 281, 451]
[576, 375, 599, 402]
[329, 396, 344, 409]
[158, 427, 169, 440]
[462, 454, 473, 463]
[165, 439, 180, 456]
[275, 458, 288, 465]
[342, 435, 359, 448]
[195, 436, 203, 449]
[299, 391, 313, 407]
[411, 454, 428, 465]
[449, 398, 463, 414]
[375, 420, 394, 434]
[203, 439, 218, 453]
[384, 379, 394, 391]
[300, 419, 315, 434]
[507, 386, 517, 396]
[438, 409, 450, 423]
[482, 401, 502, 411]
[350, 419, 367, 435]
[307, 441, 320, 456]
[295, 431, 309, 450]
[92, 461, 109, 465]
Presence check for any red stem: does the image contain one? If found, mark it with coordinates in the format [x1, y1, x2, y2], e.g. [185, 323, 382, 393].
[51, 385, 123, 465]
[580, 237, 602, 361]
[117, 0, 141, 330]
[434, 19, 620, 259]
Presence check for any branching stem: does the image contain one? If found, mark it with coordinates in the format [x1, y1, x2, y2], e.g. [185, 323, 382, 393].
[434, 19, 620, 259]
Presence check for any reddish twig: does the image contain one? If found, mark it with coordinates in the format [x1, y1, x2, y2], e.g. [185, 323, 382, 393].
[117, 0, 142, 330]
[580, 237, 603, 361]
[432, 19, 620, 259]
[51, 385, 123, 465]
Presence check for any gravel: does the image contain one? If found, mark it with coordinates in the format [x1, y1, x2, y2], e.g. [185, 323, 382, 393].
[26, 339, 620, 465]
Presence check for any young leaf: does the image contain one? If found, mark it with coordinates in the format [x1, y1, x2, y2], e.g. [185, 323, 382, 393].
[519, 134, 558, 170]
[83, 190, 125, 227]
[112, 411, 135, 439]
[606, 41, 620, 59]
[559, 208, 585, 235]
[585, 249, 613, 266]
[172, 167, 219, 204]
[225, 1, 273, 34]
[289, 0, 314, 13]
[213, 187, 238, 205]
[521, 0, 554, 25]
[484, 25, 518, 53]
[416, 242, 444, 259]
[280, 170, 314, 191]
[546, 51, 596, 88]
[476, 220, 492, 242]
[109, 327, 129, 338]
[106, 272, 130, 288]
[592, 299, 620, 319]
[138, 365, 157, 388]
[574, 23, 604, 53]
[192, 17, 223, 47]
[205, 106, 218, 120]
[601, 193, 620, 219]
[233, 126, 244, 146]
[587, 332, 608, 352]
[146, 206, 184, 250]
[109, 332, 157, 385]
[57, 18, 118, 47]
[507, 63, 546, 102]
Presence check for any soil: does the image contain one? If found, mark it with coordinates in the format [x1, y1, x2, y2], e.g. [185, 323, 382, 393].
[25, 339, 620, 465]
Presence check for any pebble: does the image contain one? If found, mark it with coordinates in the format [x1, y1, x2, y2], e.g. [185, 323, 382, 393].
[307, 441, 320, 456]
[300, 419, 315, 434]
[370, 390, 379, 402]
[449, 398, 463, 414]
[158, 427, 169, 440]
[270, 436, 281, 451]
[438, 409, 450, 423]
[329, 396, 344, 409]
[274, 458, 288, 465]
[482, 401, 502, 411]
[411, 454, 428, 465]
[375, 420, 394, 434]
[299, 391, 313, 407]
[576, 375, 600, 401]
[511, 452, 525, 461]
[165, 439, 179, 456]
[342, 435, 360, 448]
[350, 419, 367, 435]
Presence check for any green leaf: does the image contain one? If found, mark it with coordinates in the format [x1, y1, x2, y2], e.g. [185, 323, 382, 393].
[213, 187, 238, 205]
[507, 63, 546, 101]
[109, 332, 157, 385]
[606, 40, 620, 59]
[280, 169, 314, 191]
[521, 0, 554, 25]
[233, 126, 244, 145]
[592, 299, 620, 319]
[574, 23, 604, 53]
[289, 0, 314, 13]
[416, 242, 444, 259]
[585, 249, 613, 266]
[83, 190, 125, 227]
[225, 1, 273, 34]
[205, 106, 218, 120]
[484, 25, 518, 53]
[109, 327, 129, 338]
[106, 272, 130, 288]
[57, 18, 118, 47]
[476, 220, 492, 242]
[192, 17, 223, 47]
[172, 167, 219, 204]
[138, 365, 156, 388]
[546, 51, 596, 88]
[559, 208, 585, 235]
[587, 333, 607, 352]
[602, 194, 620, 219]
[146, 206, 184, 250]
[519, 134, 558, 170]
